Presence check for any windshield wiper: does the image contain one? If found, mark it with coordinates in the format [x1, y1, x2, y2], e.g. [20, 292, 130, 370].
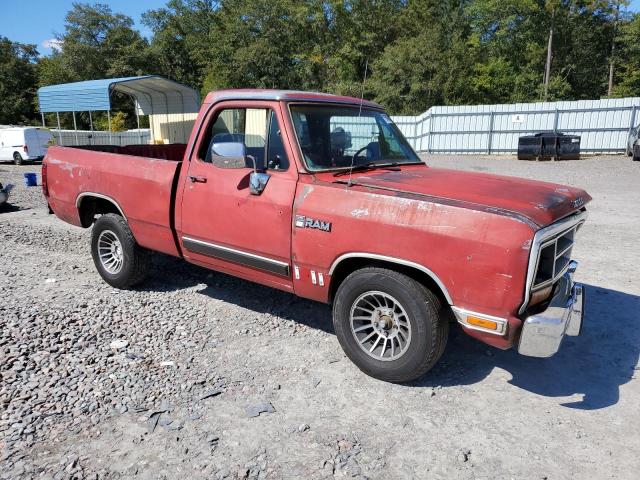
[333, 162, 401, 177]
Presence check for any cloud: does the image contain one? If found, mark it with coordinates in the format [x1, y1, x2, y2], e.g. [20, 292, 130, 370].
[42, 39, 63, 51]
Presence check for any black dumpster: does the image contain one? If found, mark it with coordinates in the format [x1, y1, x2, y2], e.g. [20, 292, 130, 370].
[517, 132, 581, 160]
[557, 133, 581, 160]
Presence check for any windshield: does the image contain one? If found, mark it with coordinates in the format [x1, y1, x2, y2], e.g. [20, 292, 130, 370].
[289, 104, 420, 171]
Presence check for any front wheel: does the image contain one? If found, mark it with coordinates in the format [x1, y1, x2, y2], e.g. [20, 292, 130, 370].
[13, 152, 23, 165]
[91, 213, 150, 289]
[332, 268, 448, 383]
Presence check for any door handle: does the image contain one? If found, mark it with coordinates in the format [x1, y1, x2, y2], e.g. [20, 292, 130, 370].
[188, 175, 207, 183]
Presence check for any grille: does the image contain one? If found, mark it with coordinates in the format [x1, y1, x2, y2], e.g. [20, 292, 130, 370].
[520, 210, 587, 314]
[532, 225, 578, 291]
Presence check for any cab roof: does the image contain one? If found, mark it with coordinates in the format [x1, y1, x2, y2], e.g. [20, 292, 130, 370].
[203, 89, 383, 109]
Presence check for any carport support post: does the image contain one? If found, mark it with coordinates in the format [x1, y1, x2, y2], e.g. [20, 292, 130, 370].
[135, 104, 141, 144]
[72, 111, 78, 145]
[41, 112, 45, 127]
[56, 112, 63, 146]
[426, 115, 432, 154]
[89, 111, 94, 146]
[108, 111, 112, 144]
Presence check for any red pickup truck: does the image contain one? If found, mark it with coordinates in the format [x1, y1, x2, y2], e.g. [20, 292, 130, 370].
[43, 90, 590, 382]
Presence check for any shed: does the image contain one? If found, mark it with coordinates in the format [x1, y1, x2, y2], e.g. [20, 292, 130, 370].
[37, 76, 200, 144]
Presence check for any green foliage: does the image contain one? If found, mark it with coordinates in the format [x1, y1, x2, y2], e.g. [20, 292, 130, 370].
[53, 2, 155, 81]
[94, 111, 128, 131]
[0, 37, 39, 125]
[611, 12, 640, 96]
[142, 0, 218, 90]
[35, 3, 157, 129]
[2, 0, 640, 125]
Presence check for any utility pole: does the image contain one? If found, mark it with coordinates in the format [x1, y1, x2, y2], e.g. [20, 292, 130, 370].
[543, 7, 555, 101]
[608, 1, 622, 97]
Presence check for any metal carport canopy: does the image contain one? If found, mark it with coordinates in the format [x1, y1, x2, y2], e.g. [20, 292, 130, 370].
[37, 75, 200, 115]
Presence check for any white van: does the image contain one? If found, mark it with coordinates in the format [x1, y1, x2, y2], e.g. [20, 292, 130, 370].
[0, 127, 53, 165]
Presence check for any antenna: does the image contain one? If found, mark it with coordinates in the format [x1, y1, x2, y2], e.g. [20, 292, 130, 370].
[347, 58, 369, 188]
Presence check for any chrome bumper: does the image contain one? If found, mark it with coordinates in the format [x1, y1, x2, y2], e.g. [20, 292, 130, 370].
[517, 261, 584, 357]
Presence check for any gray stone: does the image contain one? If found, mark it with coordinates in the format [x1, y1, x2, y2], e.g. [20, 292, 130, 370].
[245, 402, 276, 418]
[199, 388, 223, 401]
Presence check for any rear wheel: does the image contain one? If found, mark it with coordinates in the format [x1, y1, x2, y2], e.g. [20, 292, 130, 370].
[13, 152, 23, 165]
[91, 213, 150, 288]
[332, 267, 448, 383]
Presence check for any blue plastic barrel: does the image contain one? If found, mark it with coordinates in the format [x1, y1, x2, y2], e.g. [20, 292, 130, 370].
[23, 173, 37, 187]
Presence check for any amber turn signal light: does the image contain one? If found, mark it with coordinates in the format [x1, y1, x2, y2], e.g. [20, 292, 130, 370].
[466, 316, 499, 331]
[451, 307, 507, 335]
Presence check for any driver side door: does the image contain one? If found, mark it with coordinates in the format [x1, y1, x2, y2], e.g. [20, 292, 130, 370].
[179, 101, 298, 290]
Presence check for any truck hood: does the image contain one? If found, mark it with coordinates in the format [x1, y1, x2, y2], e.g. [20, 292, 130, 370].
[327, 165, 591, 228]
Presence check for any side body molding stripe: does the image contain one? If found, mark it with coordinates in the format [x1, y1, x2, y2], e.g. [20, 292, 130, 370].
[182, 236, 290, 277]
[328, 253, 453, 305]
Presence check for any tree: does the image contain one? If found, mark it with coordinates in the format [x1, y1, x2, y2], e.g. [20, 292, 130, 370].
[12, 0, 640, 122]
[0, 37, 39, 125]
[322, 0, 406, 97]
[38, 3, 157, 129]
[611, 12, 640, 96]
[142, 0, 218, 90]
[38, 3, 156, 87]
[199, 0, 340, 93]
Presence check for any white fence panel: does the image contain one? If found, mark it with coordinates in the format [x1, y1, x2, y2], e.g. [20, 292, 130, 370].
[391, 97, 640, 154]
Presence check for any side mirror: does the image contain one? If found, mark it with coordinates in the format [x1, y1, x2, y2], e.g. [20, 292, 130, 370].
[241, 150, 270, 196]
[210, 141, 247, 169]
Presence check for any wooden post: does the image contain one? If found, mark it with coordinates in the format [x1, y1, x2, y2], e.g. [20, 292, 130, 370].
[608, 2, 621, 97]
[543, 8, 555, 101]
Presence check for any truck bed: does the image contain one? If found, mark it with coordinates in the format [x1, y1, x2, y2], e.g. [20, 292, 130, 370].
[45, 144, 186, 257]
[67, 144, 187, 161]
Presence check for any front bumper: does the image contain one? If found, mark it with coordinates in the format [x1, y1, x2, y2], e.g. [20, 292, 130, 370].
[517, 261, 584, 357]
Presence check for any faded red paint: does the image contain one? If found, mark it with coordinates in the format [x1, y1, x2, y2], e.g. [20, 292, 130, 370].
[43, 90, 591, 352]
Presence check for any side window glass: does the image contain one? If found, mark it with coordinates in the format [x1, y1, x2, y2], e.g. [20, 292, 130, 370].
[199, 108, 268, 169]
[266, 111, 289, 170]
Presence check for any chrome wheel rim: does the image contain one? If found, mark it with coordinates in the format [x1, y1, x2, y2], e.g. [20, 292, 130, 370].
[97, 230, 124, 274]
[349, 291, 412, 361]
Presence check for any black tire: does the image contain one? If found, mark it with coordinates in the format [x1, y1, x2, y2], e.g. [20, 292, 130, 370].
[91, 213, 150, 289]
[13, 152, 23, 166]
[332, 267, 448, 383]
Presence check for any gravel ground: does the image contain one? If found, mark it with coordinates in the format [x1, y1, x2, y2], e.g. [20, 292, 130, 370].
[1, 155, 639, 479]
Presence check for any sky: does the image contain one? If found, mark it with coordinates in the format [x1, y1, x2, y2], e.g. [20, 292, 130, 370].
[2, 0, 640, 56]
[0, 0, 164, 54]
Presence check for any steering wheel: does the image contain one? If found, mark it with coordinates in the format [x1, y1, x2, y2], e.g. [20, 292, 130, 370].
[351, 145, 370, 164]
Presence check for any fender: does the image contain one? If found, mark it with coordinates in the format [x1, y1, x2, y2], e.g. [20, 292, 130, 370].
[328, 252, 453, 305]
[76, 192, 127, 220]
